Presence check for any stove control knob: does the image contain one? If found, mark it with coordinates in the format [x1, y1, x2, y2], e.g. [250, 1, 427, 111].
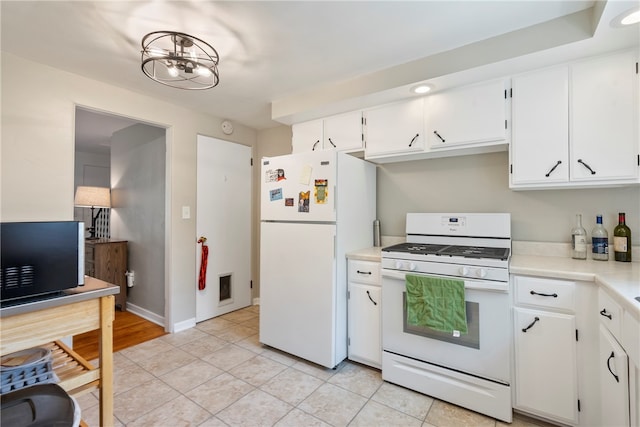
[395, 261, 403, 269]
[476, 268, 488, 278]
[408, 263, 417, 271]
[458, 267, 470, 276]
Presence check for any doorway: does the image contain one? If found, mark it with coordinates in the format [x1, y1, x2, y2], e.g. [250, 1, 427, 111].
[196, 135, 252, 322]
[74, 106, 167, 327]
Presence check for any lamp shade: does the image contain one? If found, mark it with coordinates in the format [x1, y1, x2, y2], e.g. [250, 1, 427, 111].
[74, 186, 111, 208]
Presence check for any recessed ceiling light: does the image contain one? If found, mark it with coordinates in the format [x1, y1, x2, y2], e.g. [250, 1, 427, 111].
[411, 84, 433, 94]
[611, 6, 640, 28]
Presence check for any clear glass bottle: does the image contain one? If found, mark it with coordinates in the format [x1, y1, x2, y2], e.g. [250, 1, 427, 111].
[591, 215, 608, 261]
[613, 212, 632, 262]
[571, 214, 587, 260]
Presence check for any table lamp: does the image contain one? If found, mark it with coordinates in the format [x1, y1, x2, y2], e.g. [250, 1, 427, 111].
[74, 186, 111, 239]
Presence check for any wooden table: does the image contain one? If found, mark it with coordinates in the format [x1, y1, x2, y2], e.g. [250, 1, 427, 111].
[1, 277, 118, 426]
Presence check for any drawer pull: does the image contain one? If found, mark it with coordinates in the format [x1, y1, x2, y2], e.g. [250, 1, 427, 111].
[530, 290, 558, 298]
[607, 351, 619, 383]
[408, 133, 420, 147]
[433, 130, 446, 143]
[312, 140, 320, 151]
[357, 270, 372, 275]
[367, 290, 378, 306]
[522, 317, 540, 333]
[600, 308, 613, 320]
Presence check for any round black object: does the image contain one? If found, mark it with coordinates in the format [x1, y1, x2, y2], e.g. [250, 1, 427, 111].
[1, 383, 75, 427]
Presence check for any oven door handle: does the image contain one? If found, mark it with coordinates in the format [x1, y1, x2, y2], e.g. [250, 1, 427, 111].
[381, 269, 508, 292]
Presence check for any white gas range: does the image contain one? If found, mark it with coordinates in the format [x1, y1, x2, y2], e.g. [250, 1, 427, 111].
[381, 213, 513, 422]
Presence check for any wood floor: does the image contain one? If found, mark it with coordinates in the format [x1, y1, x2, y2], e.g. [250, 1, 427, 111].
[73, 310, 166, 361]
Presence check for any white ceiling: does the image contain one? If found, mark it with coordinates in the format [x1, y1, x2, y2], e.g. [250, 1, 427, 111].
[2, 0, 639, 145]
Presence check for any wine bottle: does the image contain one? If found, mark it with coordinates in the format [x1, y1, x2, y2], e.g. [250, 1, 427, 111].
[613, 212, 632, 262]
[571, 214, 587, 260]
[591, 215, 608, 261]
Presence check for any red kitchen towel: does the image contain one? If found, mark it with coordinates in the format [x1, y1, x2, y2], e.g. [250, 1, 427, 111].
[198, 237, 208, 290]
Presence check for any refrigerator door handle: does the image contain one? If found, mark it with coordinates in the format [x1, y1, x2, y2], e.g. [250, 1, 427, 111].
[334, 185, 337, 213]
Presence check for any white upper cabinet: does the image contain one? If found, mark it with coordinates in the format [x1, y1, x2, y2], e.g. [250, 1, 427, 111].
[425, 79, 508, 149]
[292, 111, 363, 154]
[511, 49, 639, 189]
[292, 119, 323, 153]
[570, 50, 638, 182]
[323, 111, 363, 152]
[511, 66, 569, 185]
[364, 98, 425, 159]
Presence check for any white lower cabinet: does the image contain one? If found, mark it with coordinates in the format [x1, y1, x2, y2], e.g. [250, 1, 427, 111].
[347, 259, 381, 368]
[599, 324, 630, 427]
[511, 275, 600, 426]
[597, 288, 637, 427]
[513, 307, 579, 425]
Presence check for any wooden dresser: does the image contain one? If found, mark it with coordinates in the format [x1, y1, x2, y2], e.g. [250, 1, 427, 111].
[85, 239, 128, 311]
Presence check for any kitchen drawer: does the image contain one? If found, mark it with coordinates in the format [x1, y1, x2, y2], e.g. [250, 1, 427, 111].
[598, 288, 623, 339]
[348, 260, 380, 286]
[514, 276, 575, 312]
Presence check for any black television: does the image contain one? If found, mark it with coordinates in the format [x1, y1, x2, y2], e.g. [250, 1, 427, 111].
[1, 221, 84, 303]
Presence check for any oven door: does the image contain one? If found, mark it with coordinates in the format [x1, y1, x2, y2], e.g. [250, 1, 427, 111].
[381, 268, 511, 383]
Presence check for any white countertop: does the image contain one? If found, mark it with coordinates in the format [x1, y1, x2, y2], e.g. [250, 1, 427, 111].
[346, 246, 640, 319]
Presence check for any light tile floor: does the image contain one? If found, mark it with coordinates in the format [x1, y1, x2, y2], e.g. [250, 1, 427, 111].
[77, 306, 555, 426]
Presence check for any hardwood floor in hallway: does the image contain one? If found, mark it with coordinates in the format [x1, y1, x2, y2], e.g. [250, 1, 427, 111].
[73, 310, 166, 361]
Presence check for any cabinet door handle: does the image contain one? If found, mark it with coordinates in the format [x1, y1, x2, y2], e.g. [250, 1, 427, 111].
[545, 160, 562, 177]
[408, 133, 419, 147]
[357, 270, 372, 275]
[367, 290, 378, 306]
[606, 351, 620, 383]
[530, 290, 558, 298]
[522, 316, 540, 333]
[577, 159, 596, 175]
[312, 140, 320, 151]
[433, 130, 446, 143]
[328, 138, 336, 148]
[600, 308, 613, 320]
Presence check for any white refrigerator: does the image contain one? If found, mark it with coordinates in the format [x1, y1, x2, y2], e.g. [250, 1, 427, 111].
[259, 150, 376, 368]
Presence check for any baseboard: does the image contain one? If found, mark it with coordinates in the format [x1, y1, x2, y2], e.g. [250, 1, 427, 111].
[253, 297, 260, 305]
[125, 303, 165, 328]
[172, 318, 196, 333]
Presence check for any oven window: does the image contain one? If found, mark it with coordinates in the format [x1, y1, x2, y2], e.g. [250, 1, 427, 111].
[402, 292, 480, 349]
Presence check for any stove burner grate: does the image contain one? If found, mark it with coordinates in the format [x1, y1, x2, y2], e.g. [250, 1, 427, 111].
[383, 243, 510, 261]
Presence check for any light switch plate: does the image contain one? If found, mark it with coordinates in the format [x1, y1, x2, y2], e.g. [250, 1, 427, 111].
[182, 206, 191, 219]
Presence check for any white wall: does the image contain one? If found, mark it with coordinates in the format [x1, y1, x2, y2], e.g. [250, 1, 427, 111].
[111, 123, 166, 317]
[1, 52, 257, 330]
[378, 151, 640, 244]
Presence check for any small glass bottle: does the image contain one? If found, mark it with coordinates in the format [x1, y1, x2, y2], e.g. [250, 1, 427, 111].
[591, 215, 608, 261]
[613, 212, 632, 262]
[571, 214, 587, 260]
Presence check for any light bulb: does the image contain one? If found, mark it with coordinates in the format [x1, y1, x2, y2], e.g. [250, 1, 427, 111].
[411, 84, 433, 94]
[197, 66, 212, 77]
[621, 9, 640, 25]
[167, 65, 179, 77]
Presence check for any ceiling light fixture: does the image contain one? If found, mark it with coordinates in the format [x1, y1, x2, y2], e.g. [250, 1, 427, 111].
[411, 84, 433, 94]
[611, 6, 640, 27]
[141, 31, 220, 90]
